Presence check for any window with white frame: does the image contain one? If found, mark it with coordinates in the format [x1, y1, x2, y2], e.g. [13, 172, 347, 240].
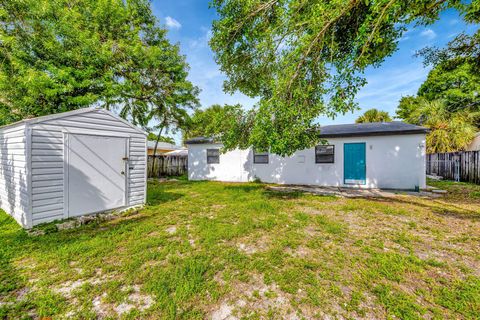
[207, 149, 220, 164]
[315, 145, 334, 163]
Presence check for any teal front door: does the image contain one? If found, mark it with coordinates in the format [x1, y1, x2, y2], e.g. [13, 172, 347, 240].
[344, 143, 366, 185]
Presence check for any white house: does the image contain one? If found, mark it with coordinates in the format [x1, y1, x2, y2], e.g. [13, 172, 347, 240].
[186, 122, 428, 190]
[0, 107, 147, 228]
[466, 132, 480, 151]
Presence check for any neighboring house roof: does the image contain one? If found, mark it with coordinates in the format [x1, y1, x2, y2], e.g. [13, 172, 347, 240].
[165, 149, 188, 156]
[185, 136, 216, 144]
[0, 107, 147, 135]
[318, 122, 429, 138]
[185, 122, 429, 144]
[147, 141, 181, 150]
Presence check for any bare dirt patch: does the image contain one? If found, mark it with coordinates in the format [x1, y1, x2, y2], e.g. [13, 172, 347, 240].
[210, 274, 308, 319]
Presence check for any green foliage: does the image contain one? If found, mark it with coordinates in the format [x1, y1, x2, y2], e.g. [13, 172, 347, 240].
[355, 108, 392, 123]
[417, 58, 480, 113]
[147, 133, 175, 144]
[210, 0, 472, 155]
[396, 96, 424, 121]
[396, 3, 480, 153]
[0, 0, 199, 127]
[398, 99, 477, 153]
[183, 104, 253, 150]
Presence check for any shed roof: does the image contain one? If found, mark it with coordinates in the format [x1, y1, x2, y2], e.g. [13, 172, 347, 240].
[185, 122, 428, 144]
[0, 107, 147, 135]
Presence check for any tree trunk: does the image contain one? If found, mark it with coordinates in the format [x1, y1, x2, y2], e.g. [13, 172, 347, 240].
[150, 127, 164, 177]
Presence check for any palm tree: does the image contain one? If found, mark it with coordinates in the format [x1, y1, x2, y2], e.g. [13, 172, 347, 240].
[355, 109, 392, 123]
[405, 100, 478, 153]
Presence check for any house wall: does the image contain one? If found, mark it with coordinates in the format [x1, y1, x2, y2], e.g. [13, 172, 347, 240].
[28, 109, 147, 226]
[466, 134, 480, 151]
[0, 124, 29, 227]
[188, 134, 426, 190]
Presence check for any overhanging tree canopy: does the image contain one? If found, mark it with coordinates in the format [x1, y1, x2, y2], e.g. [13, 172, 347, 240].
[210, 0, 478, 155]
[0, 0, 199, 128]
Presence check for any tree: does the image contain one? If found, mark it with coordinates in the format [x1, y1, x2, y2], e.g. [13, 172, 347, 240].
[400, 99, 477, 153]
[147, 133, 175, 144]
[183, 104, 253, 150]
[210, 0, 476, 155]
[356, 109, 392, 123]
[413, 3, 480, 113]
[416, 58, 480, 113]
[0, 0, 199, 127]
[396, 96, 425, 121]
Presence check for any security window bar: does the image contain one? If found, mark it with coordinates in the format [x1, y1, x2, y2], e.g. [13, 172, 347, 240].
[253, 150, 269, 164]
[207, 149, 220, 164]
[315, 145, 334, 163]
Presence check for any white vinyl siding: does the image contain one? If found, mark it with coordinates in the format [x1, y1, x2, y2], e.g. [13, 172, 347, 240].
[0, 124, 29, 227]
[30, 129, 64, 224]
[0, 108, 147, 228]
[28, 109, 147, 225]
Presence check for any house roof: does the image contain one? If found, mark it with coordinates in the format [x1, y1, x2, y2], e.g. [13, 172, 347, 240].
[0, 107, 147, 135]
[165, 148, 188, 156]
[147, 141, 181, 150]
[318, 122, 429, 138]
[185, 122, 428, 144]
[184, 136, 216, 144]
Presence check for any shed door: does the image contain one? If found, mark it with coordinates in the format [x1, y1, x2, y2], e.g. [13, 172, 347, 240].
[67, 134, 127, 217]
[344, 143, 366, 185]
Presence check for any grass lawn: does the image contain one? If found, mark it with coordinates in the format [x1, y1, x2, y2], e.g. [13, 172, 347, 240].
[1, 179, 479, 319]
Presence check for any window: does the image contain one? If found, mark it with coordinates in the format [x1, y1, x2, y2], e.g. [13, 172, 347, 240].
[207, 149, 220, 164]
[253, 149, 269, 164]
[315, 145, 334, 163]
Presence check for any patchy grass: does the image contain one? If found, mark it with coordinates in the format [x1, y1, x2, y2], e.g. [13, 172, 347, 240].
[429, 178, 480, 201]
[0, 179, 479, 319]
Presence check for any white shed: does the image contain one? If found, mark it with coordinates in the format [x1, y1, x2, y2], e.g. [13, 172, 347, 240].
[0, 107, 147, 228]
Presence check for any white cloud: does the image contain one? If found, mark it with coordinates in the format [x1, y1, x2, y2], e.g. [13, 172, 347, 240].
[165, 16, 182, 29]
[420, 29, 436, 39]
[189, 28, 212, 49]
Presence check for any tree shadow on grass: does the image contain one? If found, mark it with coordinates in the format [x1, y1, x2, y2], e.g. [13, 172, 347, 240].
[146, 191, 184, 206]
[375, 197, 480, 222]
[263, 189, 304, 200]
[222, 184, 263, 193]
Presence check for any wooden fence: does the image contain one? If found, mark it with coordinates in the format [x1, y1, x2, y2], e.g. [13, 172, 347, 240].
[426, 151, 480, 184]
[147, 155, 187, 178]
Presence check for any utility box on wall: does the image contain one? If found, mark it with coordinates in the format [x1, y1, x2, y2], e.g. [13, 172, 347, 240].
[0, 108, 147, 228]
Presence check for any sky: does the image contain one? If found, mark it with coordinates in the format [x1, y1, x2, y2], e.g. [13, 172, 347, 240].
[150, 1, 477, 144]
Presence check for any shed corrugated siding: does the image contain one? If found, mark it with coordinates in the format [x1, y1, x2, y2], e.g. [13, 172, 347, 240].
[29, 110, 146, 225]
[0, 124, 28, 226]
